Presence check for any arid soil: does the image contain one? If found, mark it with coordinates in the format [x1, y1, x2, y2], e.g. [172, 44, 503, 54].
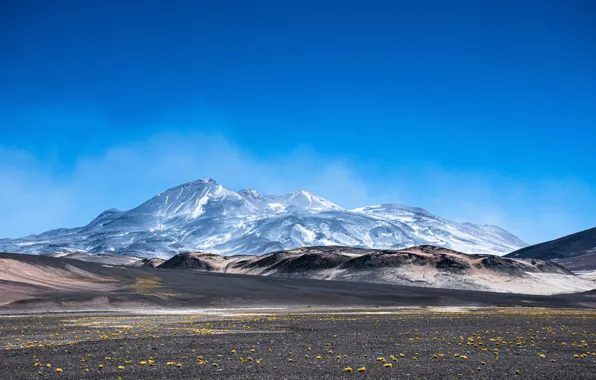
[0, 308, 594, 379]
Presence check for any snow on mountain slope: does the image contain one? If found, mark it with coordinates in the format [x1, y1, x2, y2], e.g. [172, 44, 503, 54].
[351, 204, 526, 254]
[0, 178, 527, 258]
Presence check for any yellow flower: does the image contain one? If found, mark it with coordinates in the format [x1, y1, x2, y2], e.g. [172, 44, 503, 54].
[384, 363, 392, 368]
[344, 367, 353, 372]
[357, 366, 366, 372]
[56, 368, 63, 373]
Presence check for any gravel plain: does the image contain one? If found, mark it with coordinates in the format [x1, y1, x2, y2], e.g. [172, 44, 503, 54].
[1, 307, 595, 379]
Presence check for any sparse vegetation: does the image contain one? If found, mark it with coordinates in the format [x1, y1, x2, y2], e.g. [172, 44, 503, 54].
[0, 308, 594, 379]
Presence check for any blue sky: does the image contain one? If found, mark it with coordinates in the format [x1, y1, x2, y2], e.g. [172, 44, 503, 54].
[0, 0, 594, 243]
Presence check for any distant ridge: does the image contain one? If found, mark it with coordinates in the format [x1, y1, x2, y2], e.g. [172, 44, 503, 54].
[506, 227, 596, 260]
[506, 227, 596, 271]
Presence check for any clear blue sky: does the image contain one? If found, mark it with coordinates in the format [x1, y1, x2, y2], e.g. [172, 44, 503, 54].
[0, 0, 594, 243]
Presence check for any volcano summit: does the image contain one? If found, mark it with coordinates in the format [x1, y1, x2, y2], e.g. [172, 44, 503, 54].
[0, 179, 526, 258]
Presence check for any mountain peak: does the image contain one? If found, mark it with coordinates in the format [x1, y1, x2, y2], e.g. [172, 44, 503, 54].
[288, 189, 314, 200]
[132, 177, 243, 220]
[282, 190, 343, 211]
[0, 179, 526, 257]
[292, 189, 312, 195]
[186, 177, 218, 186]
[156, 178, 219, 196]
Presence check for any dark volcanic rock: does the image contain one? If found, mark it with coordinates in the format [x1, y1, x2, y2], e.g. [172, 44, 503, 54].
[269, 253, 349, 273]
[240, 251, 292, 269]
[339, 252, 426, 269]
[435, 255, 470, 273]
[476, 255, 528, 276]
[158, 252, 217, 270]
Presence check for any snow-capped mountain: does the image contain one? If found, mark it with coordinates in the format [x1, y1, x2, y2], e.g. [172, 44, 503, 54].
[0, 178, 527, 258]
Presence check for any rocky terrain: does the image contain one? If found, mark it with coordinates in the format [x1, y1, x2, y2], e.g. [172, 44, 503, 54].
[1, 308, 595, 380]
[154, 245, 595, 295]
[0, 178, 526, 258]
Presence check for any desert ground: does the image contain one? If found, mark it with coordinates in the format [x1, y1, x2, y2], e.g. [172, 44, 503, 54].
[1, 252, 596, 379]
[1, 308, 595, 379]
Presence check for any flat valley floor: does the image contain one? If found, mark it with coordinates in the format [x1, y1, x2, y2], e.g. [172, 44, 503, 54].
[1, 307, 595, 379]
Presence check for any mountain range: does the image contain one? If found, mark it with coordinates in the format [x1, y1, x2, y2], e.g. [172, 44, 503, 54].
[0, 178, 527, 258]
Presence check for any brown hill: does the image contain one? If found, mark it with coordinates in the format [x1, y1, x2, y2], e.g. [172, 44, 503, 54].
[157, 245, 593, 295]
